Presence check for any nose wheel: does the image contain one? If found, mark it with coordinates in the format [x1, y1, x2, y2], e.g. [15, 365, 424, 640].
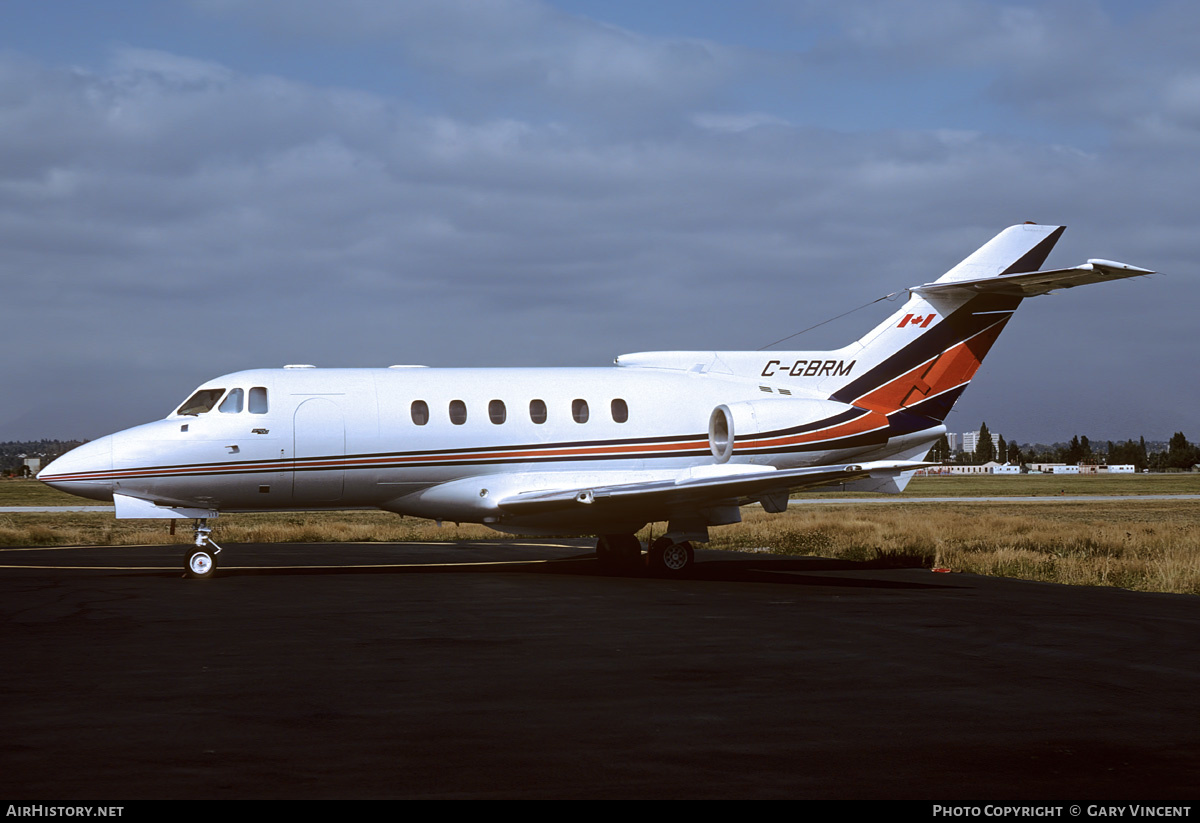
[185, 519, 222, 579]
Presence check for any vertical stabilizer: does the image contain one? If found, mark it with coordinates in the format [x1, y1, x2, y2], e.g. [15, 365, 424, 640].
[825, 224, 1066, 420]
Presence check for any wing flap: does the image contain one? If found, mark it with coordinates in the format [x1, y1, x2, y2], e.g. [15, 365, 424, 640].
[496, 460, 933, 516]
[913, 259, 1154, 299]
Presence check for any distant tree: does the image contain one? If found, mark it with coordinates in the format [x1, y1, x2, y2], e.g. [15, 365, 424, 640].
[1064, 435, 1084, 465]
[997, 434, 1008, 464]
[1166, 432, 1198, 470]
[1106, 438, 1149, 471]
[974, 421, 996, 464]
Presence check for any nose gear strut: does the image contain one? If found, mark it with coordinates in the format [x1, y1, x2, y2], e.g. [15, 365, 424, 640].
[185, 518, 222, 579]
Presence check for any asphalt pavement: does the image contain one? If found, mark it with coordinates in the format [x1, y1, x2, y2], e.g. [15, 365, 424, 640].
[2, 540, 1197, 799]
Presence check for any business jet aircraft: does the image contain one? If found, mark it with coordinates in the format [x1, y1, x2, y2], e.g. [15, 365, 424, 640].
[39, 224, 1152, 578]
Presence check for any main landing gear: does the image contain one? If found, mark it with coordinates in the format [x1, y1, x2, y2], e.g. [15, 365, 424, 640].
[595, 534, 696, 576]
[595, 533, 642, 572]
[648, 536, 695, 575]
[185, 519, 222, 579]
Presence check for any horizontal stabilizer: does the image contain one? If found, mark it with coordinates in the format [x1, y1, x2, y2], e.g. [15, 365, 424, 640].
[914, 259, 1155, 299]
[497, 460, 933, 516]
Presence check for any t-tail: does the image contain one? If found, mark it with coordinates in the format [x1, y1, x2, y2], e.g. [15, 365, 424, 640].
[617, 222, 1152, 424]
[823, 223, 1152, 421]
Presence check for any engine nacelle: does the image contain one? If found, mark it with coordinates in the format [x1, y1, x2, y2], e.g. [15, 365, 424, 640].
[708, 398, 868, 463]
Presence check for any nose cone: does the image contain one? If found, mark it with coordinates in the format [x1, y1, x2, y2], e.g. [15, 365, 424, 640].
[38, 436, 115, 502]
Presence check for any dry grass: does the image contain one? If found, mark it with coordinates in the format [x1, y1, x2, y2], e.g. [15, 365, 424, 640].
[4, 479, 1198, 595]
[705, 501, 1200, 595]
[0, 510, 497, 549]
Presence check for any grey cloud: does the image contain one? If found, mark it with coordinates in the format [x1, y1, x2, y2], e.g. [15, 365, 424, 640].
[1, 3, 1194, 441]
[193, 0, 743, 121]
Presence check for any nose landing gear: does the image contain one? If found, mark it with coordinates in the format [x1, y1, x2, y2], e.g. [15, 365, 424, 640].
[185, 519, 222, 579]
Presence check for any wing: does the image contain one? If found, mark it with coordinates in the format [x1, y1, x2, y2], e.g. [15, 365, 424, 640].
[495, 460, 932, 517]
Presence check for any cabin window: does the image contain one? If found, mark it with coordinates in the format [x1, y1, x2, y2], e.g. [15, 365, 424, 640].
[177, 388, 225, 416]
[611, 398, 628, 423]
[219, 388, 244, 414]
[249, 387, 268, 414]
[489, 399, 506, 424]
[449, 400, 467, 425]
[572, 399, 589, 424]
[529, 399, 547, 424]
[411, 400, 429, 426]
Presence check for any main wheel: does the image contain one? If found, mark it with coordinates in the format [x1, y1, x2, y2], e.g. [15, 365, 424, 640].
[185, 548, 217, 579]
[596, 534, 643, 572]
[649, 538, 694, 576]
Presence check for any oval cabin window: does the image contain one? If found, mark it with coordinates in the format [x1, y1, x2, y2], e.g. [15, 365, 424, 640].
[411, 400, 429, 426]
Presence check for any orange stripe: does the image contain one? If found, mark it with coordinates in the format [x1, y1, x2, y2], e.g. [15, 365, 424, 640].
[853, 319, 1009, 413]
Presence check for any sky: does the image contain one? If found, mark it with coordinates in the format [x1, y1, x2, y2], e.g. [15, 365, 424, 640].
[1, 0, 1196, 444]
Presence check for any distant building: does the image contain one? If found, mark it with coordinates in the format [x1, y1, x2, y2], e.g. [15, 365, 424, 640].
[961, 430, 1000, 454]
[1029, 463, 1134, 474]
[917, 461, 1021, 476]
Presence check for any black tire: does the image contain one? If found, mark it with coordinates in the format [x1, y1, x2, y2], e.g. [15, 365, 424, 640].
[649, 538, 694, 576]
[185, 549, 217, 579]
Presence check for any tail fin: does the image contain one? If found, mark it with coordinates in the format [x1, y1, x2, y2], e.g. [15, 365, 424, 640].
[616, 224, 1152, 423]
[826, 224, 1151, 421]
[826, 225, 1060, 420]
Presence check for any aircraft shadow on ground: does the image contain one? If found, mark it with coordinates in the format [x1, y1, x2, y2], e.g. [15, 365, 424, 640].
[7, 543, 963, 590]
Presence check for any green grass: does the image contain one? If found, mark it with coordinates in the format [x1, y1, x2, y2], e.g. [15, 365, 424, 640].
[802, 472, 1200, 498]
[0, 480, 105, 506]
[9, 472, 1198, 509]
[899, 472, 1200, 497]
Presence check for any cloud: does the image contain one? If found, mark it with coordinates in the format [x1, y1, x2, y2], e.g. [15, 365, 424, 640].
[0, 2, 1195, 441]
[192, 0, 742, 122]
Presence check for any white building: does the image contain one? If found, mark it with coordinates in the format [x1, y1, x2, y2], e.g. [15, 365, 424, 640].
[961, 430, 1001, 454]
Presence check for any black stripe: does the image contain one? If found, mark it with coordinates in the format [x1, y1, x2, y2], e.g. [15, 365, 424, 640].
[1003, 226, 1065, 274]
[831, 293, 1021, 406]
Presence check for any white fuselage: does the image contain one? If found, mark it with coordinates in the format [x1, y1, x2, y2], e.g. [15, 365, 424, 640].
[41, 364, 934, 533]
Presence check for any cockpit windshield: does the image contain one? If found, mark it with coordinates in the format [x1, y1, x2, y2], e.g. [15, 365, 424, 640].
[177, 388, 225, 416]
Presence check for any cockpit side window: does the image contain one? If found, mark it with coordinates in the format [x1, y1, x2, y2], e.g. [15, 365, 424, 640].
[219, 388, 244, 413]
[177, 388, 225, 416]
[248, 387, 268, 414]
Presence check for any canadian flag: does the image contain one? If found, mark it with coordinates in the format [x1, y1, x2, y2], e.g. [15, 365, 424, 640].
[897, 313, 936, 328]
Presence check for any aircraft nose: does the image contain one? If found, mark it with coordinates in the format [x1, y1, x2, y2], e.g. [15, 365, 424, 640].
[37, 435, 115, 502]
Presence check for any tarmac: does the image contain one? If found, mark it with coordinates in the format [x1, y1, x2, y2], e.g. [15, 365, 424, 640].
[2, 540, 1197, 799]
